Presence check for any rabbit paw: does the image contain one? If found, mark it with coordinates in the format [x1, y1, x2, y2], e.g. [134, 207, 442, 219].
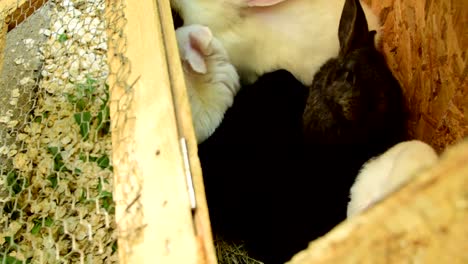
[176, 25, 241, 143]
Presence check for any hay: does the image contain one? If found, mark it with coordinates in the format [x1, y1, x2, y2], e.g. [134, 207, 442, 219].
[213, 235, 264, 264]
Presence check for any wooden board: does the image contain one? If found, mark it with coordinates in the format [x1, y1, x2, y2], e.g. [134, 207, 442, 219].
[362, 0, 468, 152]
[105, 0, 216, 263]
[0, 0, 48, 32]
[288, 138, 468, 264]
[155, 0, 218, 263]
[0, 0, 48, 74]
[0, 22, 6, 74]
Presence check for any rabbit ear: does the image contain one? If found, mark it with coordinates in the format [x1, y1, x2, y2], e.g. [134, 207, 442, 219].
[184, 28, 213, 74]
[338, 0, 370, 55]
[247, 0, 287, 7]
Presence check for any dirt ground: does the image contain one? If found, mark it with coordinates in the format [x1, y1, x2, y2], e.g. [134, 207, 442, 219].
[0, 3, 50, 157]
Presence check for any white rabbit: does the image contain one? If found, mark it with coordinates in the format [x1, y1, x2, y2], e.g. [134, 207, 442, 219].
[175, 24, 241, 143]
[171, 0, 381, 85]
[347, 140, 439, 218]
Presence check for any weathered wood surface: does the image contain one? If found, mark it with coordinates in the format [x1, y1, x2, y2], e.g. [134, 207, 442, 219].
[0, 0, 48, 74]
[363, 0, 468, 152]
[156, 0, 218, 263]
[0, 0, 48, 32]
[288, 138, 468, 264]
[0, 21, 6, 74]
[105, 0, 216, 263]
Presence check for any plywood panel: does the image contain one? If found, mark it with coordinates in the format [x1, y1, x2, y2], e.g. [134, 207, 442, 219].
[363, 0, 468, 152]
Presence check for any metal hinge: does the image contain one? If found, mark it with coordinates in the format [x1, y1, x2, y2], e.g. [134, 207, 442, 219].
[180, 137, 197, 211]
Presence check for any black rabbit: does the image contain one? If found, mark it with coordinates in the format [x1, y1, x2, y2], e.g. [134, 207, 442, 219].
[302, 0, 406, 147]
[293, 0, 407, 259]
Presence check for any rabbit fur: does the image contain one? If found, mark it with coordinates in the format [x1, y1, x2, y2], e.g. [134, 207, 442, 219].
[175, 24, 241, 143]
[347, 140, 439, 218]
[171, 0, 381, 86]
[198, 0, 407, 262]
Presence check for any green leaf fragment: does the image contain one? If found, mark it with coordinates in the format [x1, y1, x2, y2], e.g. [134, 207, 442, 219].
[76, 98, 87, 111]
[65, 93, 76, 103]
[79, 153, 86, 162]
[6, 171, 24, 194]
[74, 112, 92, 140]
[47, 147, 70, 172]
[100, 194, 114, 212]
[79, 189, 87, 203]
[86, 76, 97, 86]
[4, 236, 12, 244]
[48, 174, 58, 188]
[6, 171, 17, 186]
[100, 191, 112, 198]
[96, 155, 110, 169]
[58, 33, 68, 43]
[47, 147, 59, 156]
[30, 217, 53, 235]
[31, 222, 41, 235]
[45, 217, 54, 227]
[111, 240, 118, 253]
[4, 255, 22, 264]
[33, 116, 42, 123]
[97, 178, 103, 193]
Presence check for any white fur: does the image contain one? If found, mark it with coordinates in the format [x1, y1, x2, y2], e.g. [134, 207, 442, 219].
[347, 140, 439, 218]
[176, 25, 241, 143]
[172, 0, 381, 85]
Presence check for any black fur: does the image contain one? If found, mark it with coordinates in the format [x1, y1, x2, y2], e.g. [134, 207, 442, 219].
[171, 7, 184, 29]
[299, 0, 407, 259]
[198, 70, 309, 264]
[194, 0, 407, 263]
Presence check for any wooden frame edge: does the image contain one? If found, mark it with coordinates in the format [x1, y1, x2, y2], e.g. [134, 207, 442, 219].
[105, 0, 216, 263]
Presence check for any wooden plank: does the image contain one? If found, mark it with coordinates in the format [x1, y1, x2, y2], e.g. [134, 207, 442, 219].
[0, 0, 48, 32]
[155, 0, 217, 263]
[0, 0, 22, 14]
[0, 0, 47, 72]
[0, 0, 12, 74]
[288, 139, 468, 264]
[105, 0, 216, 263]
[0, 22, 6, 74]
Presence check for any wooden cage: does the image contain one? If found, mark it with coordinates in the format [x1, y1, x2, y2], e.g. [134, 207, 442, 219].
[0, 0, 466, 263]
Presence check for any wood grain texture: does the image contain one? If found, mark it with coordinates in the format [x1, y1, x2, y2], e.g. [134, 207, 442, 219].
[0, 0, 14, 74]
[0, 0, 23, 15]
[0, 0, 48, 32]
[363, 0, 468, 152]
[105, 0, 215, 263]
[0, 22, 6, 74]
[288, 138, 468, 264]
[156, 0, 218, 263]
